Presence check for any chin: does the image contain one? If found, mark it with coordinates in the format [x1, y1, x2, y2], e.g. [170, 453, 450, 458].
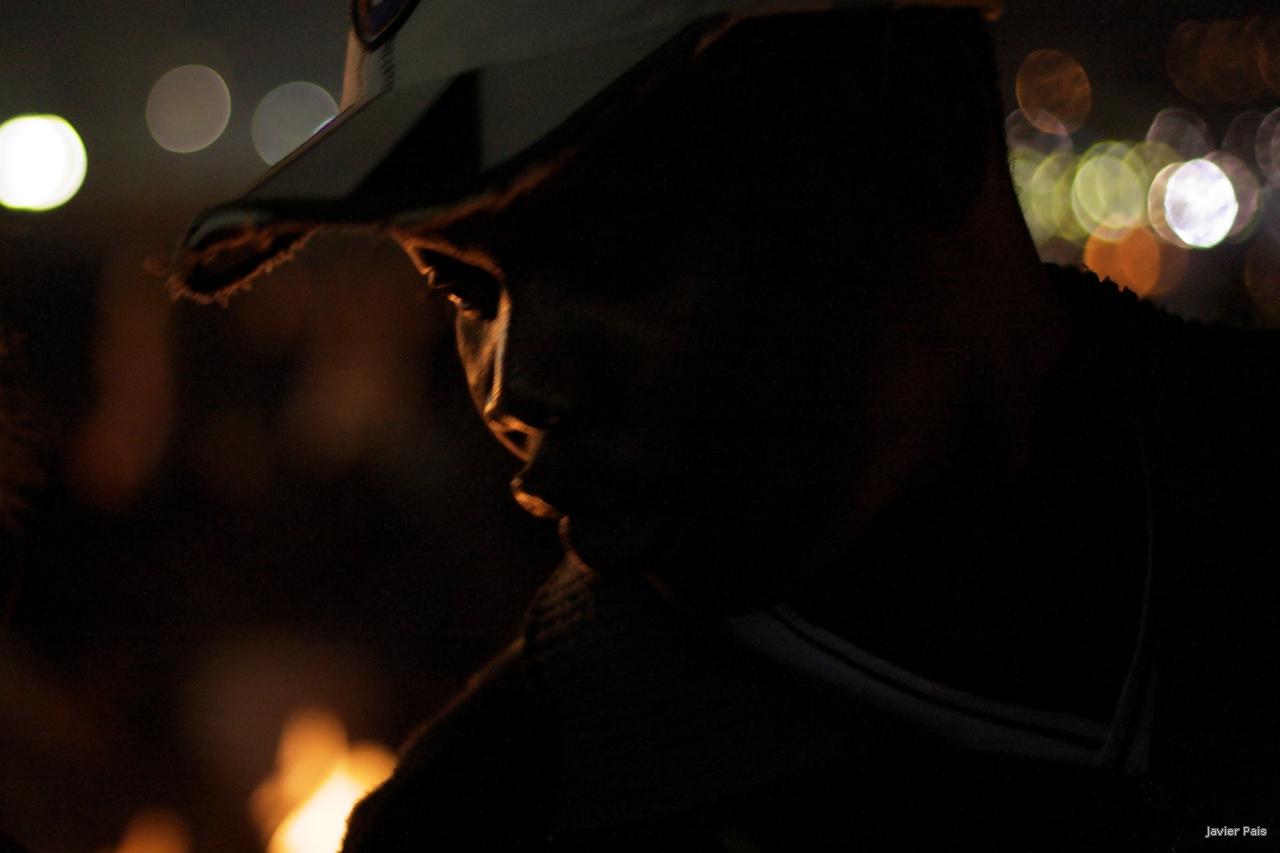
[558, 511, 676, 578]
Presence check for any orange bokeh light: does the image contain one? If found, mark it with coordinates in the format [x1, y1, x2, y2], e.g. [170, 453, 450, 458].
[1016, 49, 1091, 134]
[113, 811, 191, 853]
[1202, 18, 1267, 103]
[1168, 17, 1278, 103]
[1167, 20, 1212, 103]
[252, 709, 395, 853]
[1084, 227, 1178, 298]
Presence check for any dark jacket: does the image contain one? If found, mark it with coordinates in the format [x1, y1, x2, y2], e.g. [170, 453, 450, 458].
[342, 268, 1280, 851]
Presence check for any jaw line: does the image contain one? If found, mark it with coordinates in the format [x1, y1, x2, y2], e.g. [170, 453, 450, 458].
[557, 513, 683, 580]
[510, 480, 563, 519]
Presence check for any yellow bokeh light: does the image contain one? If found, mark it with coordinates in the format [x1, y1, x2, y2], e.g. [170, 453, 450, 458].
[1070, 143, 1146, 241]
[0, 114, 88, 211]
[1123, 141, 1178, 188]
[1010, 148, 1044, 190]
[146, 65, 231, 154]
[1027, 152, 1086, 245]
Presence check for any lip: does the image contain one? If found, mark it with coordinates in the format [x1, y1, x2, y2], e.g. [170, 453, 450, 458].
[509, 479, 563, 519]
[511, 461, 629, 521]
[515, 456, 683, 576]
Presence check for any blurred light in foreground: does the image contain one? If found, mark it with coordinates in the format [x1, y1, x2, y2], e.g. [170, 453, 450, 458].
[252, 82, 339, 166]
[146, 65, 231, 153]
[1147, 108, 1211, 161]
[1258, 109, 1280, 186]
[1016, 49, 1091, 133]
[113, 810, 191, 853]
[1084, 227, 1162, 297]
[1163, 159, 1238, 249]
[1071, 142, 1145, 241]
[253, 709, 394, 853]
[0, 114, 87, 210]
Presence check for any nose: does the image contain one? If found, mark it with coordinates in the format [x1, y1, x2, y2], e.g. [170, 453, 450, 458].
[482, 392, 550, 460]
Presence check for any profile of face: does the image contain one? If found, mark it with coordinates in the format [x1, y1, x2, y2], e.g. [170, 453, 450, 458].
[398, 15, 991, 608]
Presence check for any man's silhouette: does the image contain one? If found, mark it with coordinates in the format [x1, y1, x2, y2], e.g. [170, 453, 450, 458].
[172, 4, 1280, 849]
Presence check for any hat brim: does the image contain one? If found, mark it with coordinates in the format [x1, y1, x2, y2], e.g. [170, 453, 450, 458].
[169, 20, 723, 302]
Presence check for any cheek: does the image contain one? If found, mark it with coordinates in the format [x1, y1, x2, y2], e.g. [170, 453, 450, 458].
[704, 315, 864, 478]
[454, 313, 501, 418]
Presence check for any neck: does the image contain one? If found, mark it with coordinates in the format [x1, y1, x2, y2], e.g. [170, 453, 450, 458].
[830, 142, 1071, 547]
[792, 263, 1150, 716]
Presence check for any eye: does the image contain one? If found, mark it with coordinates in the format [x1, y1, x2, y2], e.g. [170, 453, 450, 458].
[421, 253, 501, 320]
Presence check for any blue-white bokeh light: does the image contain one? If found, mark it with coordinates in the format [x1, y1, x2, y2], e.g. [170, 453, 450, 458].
[1163, 159, 1239, 249]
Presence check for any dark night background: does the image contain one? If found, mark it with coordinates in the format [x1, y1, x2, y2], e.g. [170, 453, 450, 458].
[1, 1, 1278, 851]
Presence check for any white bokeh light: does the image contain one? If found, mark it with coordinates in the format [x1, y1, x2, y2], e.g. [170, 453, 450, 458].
[146, 65, 232, 153]
[1163, 159, 1238, 249]
[0, 114, 88, 211]
[251, 82, 338, 166]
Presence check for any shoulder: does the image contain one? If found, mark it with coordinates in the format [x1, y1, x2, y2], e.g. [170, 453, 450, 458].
[340, 639, 555, 852]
